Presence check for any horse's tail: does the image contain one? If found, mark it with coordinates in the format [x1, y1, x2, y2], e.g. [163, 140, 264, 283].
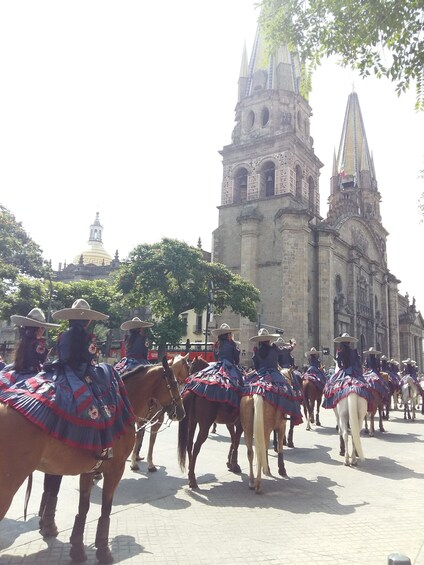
[253, 395, 271, 476]
[177, 393, 193, 472]
[348, 393, 365, 461]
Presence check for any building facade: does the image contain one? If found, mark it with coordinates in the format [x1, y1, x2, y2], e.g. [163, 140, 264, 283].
[212, 26, 424, 369]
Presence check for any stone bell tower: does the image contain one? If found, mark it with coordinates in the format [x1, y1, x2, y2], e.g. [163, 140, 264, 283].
[212, 24, 323, 363]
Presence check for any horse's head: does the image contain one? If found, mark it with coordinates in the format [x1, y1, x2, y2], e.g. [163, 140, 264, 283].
[169, 353, 190, 385]
[161, 356, 186, 421]
[190, 355, 209, 375]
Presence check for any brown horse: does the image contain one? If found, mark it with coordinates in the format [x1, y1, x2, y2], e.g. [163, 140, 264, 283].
[240, 394, 288, 494]
[302, 378, 323, 431]
[0, 357, 184, 564]
[129, 354, 190, 472]
[177, 356, 243, 489]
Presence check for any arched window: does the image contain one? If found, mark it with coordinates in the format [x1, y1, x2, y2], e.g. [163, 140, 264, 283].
[295, 165, 302, 200]
[262, 161, 275, 197]
[234, 167, 248, 204]
[308, 176, 314, 209]
[261, 107, 270, 126]
[246, 111, 255, 129]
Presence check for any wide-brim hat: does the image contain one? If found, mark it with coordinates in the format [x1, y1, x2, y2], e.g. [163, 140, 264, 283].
[53, 299, 108, 321]
[402, 358, 413, 365]
[334, 333, 358, 344]
[121, 317, 154, 330]
[211, 323, 239, 337]
[305, 347, 322, 358]
[380, 355, 388, 361]
[249, 328, 280, 343]
[363, 347, 381, 356]
[11, 308, 59, 329]
[389, 359, 399, 366]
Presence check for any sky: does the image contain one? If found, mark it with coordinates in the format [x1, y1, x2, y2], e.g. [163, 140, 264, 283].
[1, 1, 423, 311]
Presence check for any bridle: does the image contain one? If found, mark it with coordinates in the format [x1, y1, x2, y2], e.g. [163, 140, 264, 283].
[135, 364, 182, 432]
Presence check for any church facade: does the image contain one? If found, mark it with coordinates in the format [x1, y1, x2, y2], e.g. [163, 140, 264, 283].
[212, 27, 424, 369]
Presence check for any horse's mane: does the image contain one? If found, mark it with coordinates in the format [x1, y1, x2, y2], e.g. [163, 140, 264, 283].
[120, 363, 151, 382]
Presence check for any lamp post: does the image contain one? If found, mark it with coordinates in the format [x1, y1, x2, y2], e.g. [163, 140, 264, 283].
[204, 281, 214, 352]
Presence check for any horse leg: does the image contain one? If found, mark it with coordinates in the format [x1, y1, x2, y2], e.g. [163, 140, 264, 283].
[94, 460, 127, 565]
[226, 421, 243, 473]
[240, 397, 255, 490]
[188, 424, 212, 489]
[130, 427, 144, 471]
[315, 395, 322, 426]
[363, 415, 370, 434]
[287, 417, 295, 448]
[378, 405, 385, 432]
[69, 473, 95, 563]
[369, 412, 375, 437]
[147, 414, 164, 472]
[276, 418, 287, 477]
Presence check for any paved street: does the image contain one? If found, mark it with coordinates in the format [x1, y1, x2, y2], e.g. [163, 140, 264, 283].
[1, 406, 424, 565]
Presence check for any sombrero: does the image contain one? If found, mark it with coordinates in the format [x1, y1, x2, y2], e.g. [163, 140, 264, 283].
[389, 359, 399, 366]
[249, 328, 280, 343]
[210, 323, 239, 337]
[53, 299, 109, 321]
[363, 347, 381, 356]
[334, 333, 358, 344]
[10, 308, 59, 329]
[305, 347, 322, 358]
[402, 358, 413, 365]
[380, 355, 388, 361]
[121, 317, 154, 330]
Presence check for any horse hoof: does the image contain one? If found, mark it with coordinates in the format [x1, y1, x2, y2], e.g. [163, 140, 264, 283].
[278, 469, 288, 478]
[255, 488, 264, 495]
[188, 479, 198, 489]
[229, 464, 241, 474]
[39, 523, 59, 538]
[287, 441, 294, 448]
[69, 544, 87, 563]
[148, 465, 158, 472]
[96, 546, 113, 564]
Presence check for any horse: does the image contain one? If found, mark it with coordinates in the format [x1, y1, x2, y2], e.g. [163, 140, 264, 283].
[177, 356, 243, 489]
[334, 392, 368, 466]
[400, 375, 419, 420]
[363, 372, 389, 436]
[0, 357, 185, 564]
[240, 394, 288, 494]
[302, 375, 323, 431]
[129, 354, 190, 472]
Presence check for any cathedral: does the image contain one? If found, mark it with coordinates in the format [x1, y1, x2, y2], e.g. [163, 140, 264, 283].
[212, 26, 424, 369]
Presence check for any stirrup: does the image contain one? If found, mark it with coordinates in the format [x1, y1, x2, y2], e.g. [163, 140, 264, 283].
[95, 447, 113, 460]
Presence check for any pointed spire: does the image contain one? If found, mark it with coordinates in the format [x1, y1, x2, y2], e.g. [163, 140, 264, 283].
[241, 23, 302, 99]
[336, 92, 374, 187]
[239, 41, 248, 78]
[332, 149, 338, 176]
[89, 212, 103, 244]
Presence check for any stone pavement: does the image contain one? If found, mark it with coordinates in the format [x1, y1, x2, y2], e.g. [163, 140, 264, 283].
[1, 406, 424, 565]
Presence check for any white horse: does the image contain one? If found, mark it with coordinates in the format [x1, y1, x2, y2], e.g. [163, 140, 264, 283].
[334, 392, 368, 466]
[401, 375, 419, 420]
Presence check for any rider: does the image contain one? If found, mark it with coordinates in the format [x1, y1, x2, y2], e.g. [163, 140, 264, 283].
[242, 328, 302, 425]
[182, 323, 244, 410]
[323, 333, 370, 409]
[303, 347, 327, 391]
[115, 317, 154, 375]
[0, 308, 61, 537]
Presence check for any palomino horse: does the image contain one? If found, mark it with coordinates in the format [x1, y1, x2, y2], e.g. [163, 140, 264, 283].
[335, 393, 367, 466]
[400, 375, 419, 420]
[177, 356, 243, 489]
[240, 394, 288, 494]
[0, 358, 184, 564]
[129, 354, 190, 472]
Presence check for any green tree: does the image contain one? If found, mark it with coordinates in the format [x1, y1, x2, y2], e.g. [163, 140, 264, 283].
[0, 205, 46, 296]
[117, 238, 260, 348]
[0, 277, 128, 352]
[260, 0, 424, 109]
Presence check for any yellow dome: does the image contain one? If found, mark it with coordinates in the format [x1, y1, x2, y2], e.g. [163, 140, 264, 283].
[72, 241, 112, 266]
